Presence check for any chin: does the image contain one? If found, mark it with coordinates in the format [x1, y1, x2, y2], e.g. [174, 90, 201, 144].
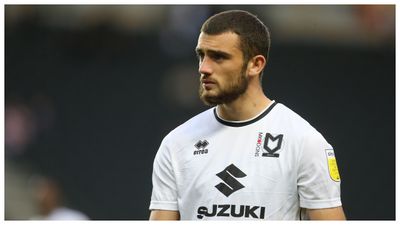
[200, 94, 221, 106]
[199, 87, 221, 105]
[201, 91, 218, 99]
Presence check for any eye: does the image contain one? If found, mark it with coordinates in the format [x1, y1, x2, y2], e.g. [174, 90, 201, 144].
[209, 52, 228, 62]
[196, 51, 204, 62]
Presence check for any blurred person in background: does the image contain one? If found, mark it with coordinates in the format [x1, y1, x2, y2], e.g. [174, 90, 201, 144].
[149, 10, 345, 220]
[29, 175, 89, 220]
[5, 100, 36, 158]
[5, 95, 54, 219]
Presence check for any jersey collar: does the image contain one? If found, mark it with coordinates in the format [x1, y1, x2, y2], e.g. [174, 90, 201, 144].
[213, 100, 277, 127]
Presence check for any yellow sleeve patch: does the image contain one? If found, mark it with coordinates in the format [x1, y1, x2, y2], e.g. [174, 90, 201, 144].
[326, 149, 340, 182]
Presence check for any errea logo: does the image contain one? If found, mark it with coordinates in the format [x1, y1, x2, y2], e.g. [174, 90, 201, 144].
[194, 140, 209, 155]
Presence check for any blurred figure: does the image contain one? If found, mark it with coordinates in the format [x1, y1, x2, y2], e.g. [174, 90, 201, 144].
[5, 93, 56, 160]
[353, 5, 395, 43]
[30, 175, 89, 220]
[5, 101, 36, 158]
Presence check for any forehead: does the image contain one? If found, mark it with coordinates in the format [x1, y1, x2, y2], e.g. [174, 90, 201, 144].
[196, 32, 241, 54]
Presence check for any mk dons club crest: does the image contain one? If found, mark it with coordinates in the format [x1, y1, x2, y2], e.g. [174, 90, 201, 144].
[254, 132, 284, 158]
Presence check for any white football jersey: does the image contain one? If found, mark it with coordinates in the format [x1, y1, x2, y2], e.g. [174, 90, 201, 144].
[149, 101, 342, 220]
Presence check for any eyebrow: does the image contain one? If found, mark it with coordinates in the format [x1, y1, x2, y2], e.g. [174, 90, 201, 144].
[195, 48, 232, 58]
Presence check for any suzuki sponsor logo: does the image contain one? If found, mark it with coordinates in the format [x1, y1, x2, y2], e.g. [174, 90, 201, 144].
[196, 164, 267, 219]
[215, 164, 246, 197]
[197, 204, 266, 219]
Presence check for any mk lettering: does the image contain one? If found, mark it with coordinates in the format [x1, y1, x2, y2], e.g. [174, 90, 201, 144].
[255, 132, 263, 157]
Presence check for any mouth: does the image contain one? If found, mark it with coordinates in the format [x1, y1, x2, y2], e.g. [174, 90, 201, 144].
[201, 79, 216, 90]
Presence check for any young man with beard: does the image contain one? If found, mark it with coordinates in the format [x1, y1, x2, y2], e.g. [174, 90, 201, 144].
[149, 10, 345, 220]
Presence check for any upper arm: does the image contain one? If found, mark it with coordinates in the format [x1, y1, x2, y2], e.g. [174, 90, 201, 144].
[149, 210, 180, 220]
[149, 138, 180, 213]
[306, 206, 346, 220]
[297, 131, 342, 209]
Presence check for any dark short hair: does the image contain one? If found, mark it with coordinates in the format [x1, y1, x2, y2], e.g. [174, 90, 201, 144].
[200, 10, 271, 79]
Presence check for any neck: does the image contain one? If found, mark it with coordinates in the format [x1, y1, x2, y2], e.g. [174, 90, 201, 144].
[217, 83, 271, 121]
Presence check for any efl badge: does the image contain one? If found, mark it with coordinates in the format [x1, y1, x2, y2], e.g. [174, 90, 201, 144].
[325, 149, 340, 182]
[262, 133, 283, 157]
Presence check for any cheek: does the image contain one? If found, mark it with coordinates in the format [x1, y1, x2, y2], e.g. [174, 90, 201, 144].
[213, 62, 244, 83]
[222, 67, 243, 81]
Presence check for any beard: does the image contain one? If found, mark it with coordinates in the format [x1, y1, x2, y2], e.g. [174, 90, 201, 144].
[199, 67, 249, 106]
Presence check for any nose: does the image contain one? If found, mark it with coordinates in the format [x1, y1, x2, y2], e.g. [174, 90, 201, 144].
[198, 57, 212, 76]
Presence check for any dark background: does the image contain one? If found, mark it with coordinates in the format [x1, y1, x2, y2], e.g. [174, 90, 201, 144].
[5, 5, 395, 220]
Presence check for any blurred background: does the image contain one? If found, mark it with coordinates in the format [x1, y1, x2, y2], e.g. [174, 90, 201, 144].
[5, 5, 395, 220]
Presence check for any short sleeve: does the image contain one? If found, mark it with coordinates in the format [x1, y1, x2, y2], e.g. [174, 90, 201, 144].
[149, 138, 179, 211]
[297, 130, 342, 209]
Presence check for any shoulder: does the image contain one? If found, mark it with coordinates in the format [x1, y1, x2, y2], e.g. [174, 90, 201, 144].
[167, 107, 215, 138]
[272, 103, 316, 132]
[161, 107, 216, 149]
[272, 102, 329, 144]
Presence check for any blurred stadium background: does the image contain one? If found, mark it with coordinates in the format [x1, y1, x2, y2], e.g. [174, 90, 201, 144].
[5, 5, 395, 220]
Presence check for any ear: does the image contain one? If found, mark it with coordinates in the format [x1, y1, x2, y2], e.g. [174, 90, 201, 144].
[247, 55, 266, 78]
